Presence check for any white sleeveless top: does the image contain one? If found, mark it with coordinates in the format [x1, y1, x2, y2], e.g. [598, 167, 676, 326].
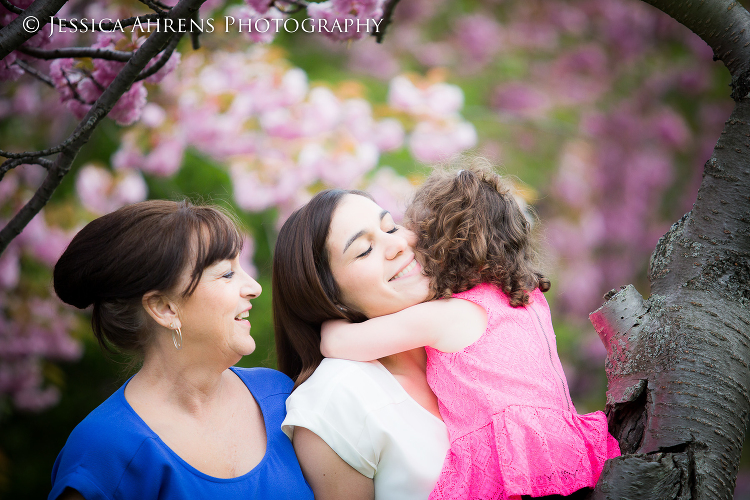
[282, 358, 450, 500]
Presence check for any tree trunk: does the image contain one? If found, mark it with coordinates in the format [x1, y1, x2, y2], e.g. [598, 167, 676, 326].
[589, 1, 750, 498]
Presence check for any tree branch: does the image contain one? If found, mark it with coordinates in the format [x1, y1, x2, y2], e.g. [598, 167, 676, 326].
[138, 0, 170, 15]
[0, 113, 98, 160]
[0, 0, 22, 15]
[375, 0, 401, 43]
[135, 31, 182, 81]
[61, 68, 95, 104]
[0, 0, 70, 60]
[0, 157, 52, 182]
[149, 0, 174, 11]
[0, 0, 76, 31]
[641, 0, 750, 96]
[189, 9, 200, 50]
[14, 59, 54, 87]
[18, 45, 133, 62]
[0, 0, 208, 254]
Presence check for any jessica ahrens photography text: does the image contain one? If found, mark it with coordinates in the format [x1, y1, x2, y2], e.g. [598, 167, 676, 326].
[37, 15, 384, 36]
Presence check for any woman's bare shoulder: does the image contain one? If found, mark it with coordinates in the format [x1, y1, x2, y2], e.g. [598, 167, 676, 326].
[289, 359, 399, 409]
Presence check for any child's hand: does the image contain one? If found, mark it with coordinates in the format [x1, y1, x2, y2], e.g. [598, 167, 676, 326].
[320, 319, 351, 357]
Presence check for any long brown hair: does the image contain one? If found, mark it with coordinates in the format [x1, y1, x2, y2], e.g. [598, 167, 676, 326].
[272, 189, 369, 386]
[53, 200, 243, 356]
[406, 161, 550, 307]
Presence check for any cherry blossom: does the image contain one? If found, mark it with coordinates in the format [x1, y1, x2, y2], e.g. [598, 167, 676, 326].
[75, 164, 148, 215]
[307, 0, 385, 42]
[408, 120, 477, 164]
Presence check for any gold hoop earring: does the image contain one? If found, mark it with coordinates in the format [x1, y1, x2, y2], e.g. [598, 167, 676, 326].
[170, 323, 182, 350]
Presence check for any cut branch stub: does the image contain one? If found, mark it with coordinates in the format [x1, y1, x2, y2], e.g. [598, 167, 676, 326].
[590, 285, 654, 457]
[590, 285, 652, 405]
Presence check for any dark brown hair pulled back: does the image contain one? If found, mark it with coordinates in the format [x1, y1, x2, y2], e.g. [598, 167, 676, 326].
[272, 189, 368, 386]
[406, 161, 550, 307]
[53, 200, 243, 355]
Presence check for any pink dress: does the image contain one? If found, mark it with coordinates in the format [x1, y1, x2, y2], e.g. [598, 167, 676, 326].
[426, 283, 620, 500]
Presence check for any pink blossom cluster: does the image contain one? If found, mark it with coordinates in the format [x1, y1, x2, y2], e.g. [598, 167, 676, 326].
[75, 163, 148, 215]
[388, 75, 477, 163]
[109, 47, 475, 222]
[307, 0, 385, 41]
[517, 2, 722, 318]
[48, 32, 179, 126]
[230, 1, 287, 44]
[0, 295, 82, 411]
[2, 2, 164, 126]
[0, 52, 24, 82]
[545, 97, 711, 317]
[0, 183, 82, 410]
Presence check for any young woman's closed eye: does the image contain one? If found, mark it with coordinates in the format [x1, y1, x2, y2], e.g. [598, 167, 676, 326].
[356, 226, 400, 258]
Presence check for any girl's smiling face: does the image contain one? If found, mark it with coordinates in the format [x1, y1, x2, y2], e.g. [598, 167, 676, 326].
[175, 255, 262, 362]
[327, 194, 429, 319]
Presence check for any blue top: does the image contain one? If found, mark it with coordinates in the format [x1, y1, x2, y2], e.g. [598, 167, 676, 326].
[48, 367, 313, 500]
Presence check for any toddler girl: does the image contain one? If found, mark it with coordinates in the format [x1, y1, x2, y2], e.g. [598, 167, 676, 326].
[320, 164, 620, 500]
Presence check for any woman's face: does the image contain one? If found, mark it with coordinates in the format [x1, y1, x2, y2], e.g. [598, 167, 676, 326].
[327, 194, 430, 318]
[175, 255, 262, 362]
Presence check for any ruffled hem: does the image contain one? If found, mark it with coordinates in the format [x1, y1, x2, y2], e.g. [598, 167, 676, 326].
[429, 406, 620, 500]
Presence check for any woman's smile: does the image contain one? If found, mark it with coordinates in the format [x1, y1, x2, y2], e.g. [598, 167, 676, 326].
[390, 258, 420, 281]
[234, 308, 251, 327]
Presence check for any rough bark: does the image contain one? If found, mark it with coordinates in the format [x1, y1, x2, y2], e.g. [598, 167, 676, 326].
[589, 1, 750, 498]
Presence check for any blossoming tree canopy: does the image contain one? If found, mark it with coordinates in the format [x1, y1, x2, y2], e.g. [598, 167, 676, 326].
[4, 0, 750, 497]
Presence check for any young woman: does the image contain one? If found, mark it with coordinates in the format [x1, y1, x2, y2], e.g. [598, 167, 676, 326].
[272, 190, 450, 500]
[49, 200, 312, 500]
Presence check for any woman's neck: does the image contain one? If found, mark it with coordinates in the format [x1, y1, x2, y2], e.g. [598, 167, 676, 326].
[128, 340, 236, 415]
[378, 347, 427, 376]
[378, 348, 442, 421]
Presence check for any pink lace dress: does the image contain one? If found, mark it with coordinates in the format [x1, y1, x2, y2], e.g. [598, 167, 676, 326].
[426, 283, 620, 500]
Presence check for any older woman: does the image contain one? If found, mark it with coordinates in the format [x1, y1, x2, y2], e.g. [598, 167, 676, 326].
[49, 200, 312, 500]
[273, 189, 450, 499]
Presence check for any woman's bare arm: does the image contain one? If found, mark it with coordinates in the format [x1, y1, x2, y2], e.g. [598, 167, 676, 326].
[292, 427, 375, 500]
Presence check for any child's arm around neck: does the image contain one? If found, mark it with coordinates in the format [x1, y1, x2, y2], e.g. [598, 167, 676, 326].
[320, 298, 488, 361]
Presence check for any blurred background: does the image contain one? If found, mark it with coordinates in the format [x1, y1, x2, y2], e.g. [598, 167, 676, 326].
[1, 0, 747, 497]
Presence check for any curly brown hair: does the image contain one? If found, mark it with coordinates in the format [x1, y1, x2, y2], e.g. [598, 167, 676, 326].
[405, 161, 550, 307]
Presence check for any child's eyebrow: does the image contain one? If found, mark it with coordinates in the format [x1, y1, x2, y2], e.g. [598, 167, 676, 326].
[342, 210, 390, 254]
